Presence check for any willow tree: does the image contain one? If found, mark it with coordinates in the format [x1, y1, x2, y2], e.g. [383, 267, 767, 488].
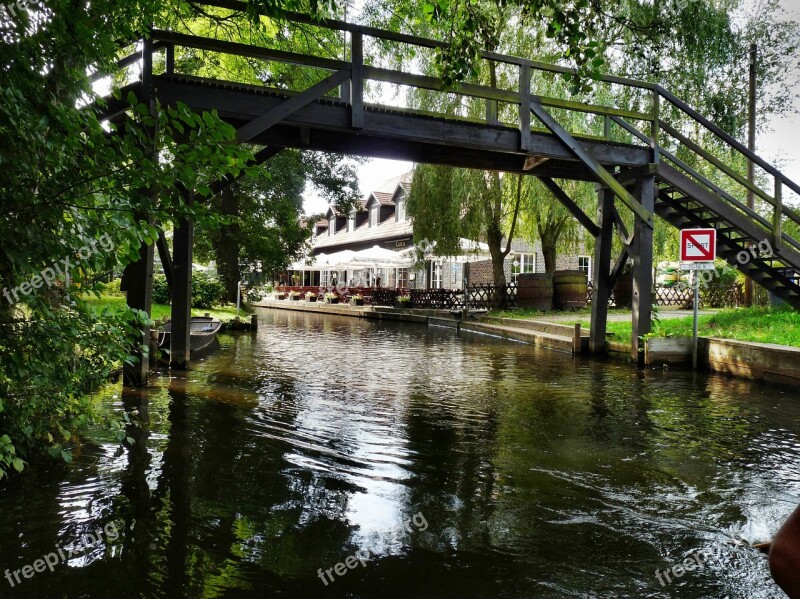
[407, 165, 523, 286]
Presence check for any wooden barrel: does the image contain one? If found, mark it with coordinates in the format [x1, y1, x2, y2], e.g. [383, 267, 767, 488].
[553, 270, 588, 309]
[516, 273, 553, 310]
[613, 276, 633, 308]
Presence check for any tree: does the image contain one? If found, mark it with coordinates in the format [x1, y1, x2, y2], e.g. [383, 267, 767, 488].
[0, 0, 280, 477]
[194, 150, 361, 301]
[407, 164, 523, 286]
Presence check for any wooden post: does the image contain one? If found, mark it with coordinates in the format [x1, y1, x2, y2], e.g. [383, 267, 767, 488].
[519, 64, 531, 151]
[350, 31, 363, 129]
[166, 44, 175, 75]
[589, 187, 614, 353]
[170, 194, 193, 369]
[123, 232, 154, 386]
[573, 323, 582, 355]
[631, 174, 655, 364]
[124, 37, 156, 387]
[651, 89, 660, 166]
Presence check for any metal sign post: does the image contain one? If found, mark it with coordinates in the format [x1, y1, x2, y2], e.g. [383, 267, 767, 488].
[680, 229, 717, 370]
[693, 270, 699, 369]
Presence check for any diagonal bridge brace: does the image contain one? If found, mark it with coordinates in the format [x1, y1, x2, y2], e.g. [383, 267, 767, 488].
[529, 100, 653, 228]
[236, 69, 351, 144]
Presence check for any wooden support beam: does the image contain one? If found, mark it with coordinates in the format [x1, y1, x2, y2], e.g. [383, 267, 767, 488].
[235, 69, 350, 143]
[590, 187, 615, 353]
[631, 174, 656, 364]
[610, 203, 633, 247]
[123, 224, 155, 386]
[608, 247, 630, 290]
[529, 100, 654, 227]
[539, 177, 600, 236]
[125, 53, 156, 386]
[350, 32, 363, 129]
[170, 194, 193, 370]
[156, 228, 174, 295]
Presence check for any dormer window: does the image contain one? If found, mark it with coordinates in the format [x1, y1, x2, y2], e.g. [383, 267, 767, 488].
[348, 210, 355, 232]
[370, 205, 378, 227]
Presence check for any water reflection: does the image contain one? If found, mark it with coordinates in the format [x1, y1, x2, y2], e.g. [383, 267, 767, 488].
[0, 308, 798, 598]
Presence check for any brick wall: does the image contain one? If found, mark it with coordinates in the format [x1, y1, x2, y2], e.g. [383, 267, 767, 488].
[468, 259, 496, 285]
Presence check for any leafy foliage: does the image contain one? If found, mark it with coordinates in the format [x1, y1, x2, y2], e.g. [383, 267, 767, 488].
[191, 272, 226, 309]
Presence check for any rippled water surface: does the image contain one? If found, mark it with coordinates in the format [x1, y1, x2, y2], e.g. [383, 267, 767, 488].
[2, 308, 800, 598]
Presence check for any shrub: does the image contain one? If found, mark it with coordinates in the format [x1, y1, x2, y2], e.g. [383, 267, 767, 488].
[152, 274, 170, 305]
[191, 272, 225, 309]
[97, 278, 123, 296]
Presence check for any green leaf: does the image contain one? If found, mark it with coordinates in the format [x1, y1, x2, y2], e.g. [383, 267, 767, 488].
[12, 458, 24, 473]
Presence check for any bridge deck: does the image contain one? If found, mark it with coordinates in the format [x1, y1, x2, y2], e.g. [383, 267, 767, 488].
[149, 75, 652, 181]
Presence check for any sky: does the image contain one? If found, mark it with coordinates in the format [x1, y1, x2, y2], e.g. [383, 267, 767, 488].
[302, 0, 800, 214]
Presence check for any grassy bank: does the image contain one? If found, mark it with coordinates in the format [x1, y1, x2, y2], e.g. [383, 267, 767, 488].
[82, 294, 250, 322]
[595, 307, 800, 347]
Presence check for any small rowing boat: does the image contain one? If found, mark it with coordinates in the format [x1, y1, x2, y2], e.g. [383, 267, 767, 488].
[158, 316, 222, 353]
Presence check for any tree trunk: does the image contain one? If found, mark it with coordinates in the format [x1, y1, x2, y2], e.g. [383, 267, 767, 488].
[542, 243, 557, 274]
[216, 186, 240, 303]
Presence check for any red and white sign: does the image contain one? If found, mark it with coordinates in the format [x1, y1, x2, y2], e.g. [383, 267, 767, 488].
[680, 228, 716, 262]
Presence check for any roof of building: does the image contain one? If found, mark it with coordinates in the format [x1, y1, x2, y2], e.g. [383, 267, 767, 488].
[365, 191, 395, 208]
[313, 217, 413, 250]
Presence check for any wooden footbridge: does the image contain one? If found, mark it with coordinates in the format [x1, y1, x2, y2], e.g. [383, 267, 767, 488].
[102, 1, 800, 384]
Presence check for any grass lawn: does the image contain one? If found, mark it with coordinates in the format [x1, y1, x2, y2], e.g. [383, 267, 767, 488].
[592, 307, 800, 347]
[81, 294, 251, 322]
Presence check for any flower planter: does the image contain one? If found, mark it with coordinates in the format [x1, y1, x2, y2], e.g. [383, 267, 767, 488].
[395, 300, 411, 309]
[291, 295, 301, 301]
[276, 293, 286, 300]
[352, 298, 364, 306]
[306, 296, 317, 303]
[325, 298, 339, 304]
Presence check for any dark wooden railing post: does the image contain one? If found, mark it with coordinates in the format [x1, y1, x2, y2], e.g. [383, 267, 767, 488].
[774, 177, 783, 251]
[651, 89, 660, 165]
[166, 43, 175, 75]
[350, 31, 363, 129]
[519, 63, 531, 151]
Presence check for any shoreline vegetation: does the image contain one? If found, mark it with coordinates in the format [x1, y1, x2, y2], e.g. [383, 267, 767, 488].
[82, 294, 253, 324]
[489, 306, 800, 348]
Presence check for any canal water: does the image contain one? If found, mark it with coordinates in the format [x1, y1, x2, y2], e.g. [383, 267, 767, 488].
[1, 308, 799, 598]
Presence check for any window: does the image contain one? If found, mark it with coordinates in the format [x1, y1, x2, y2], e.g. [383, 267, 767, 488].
[370, 206, 379, 227]
[511, 253, 536, 282]
[385, 268, 397, 288]
[578, 255, 592, 281]
[398, 268, 409, 288]
[431, 262, 443, 289]
[396, 198, 406, 222]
